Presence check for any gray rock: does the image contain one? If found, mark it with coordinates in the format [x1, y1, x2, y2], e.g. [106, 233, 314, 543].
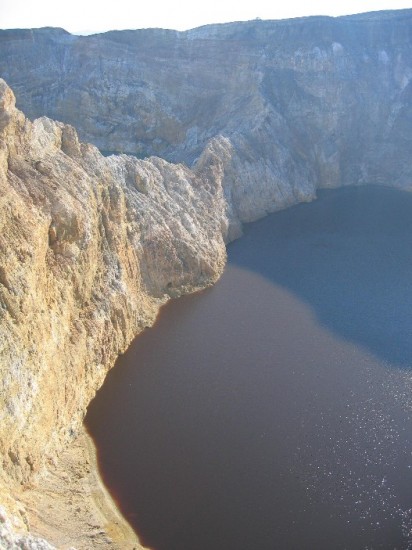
[0, 506, 56, 549]
[0, 11, 411, 236]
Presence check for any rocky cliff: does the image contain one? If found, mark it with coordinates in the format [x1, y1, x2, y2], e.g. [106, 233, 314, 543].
[0, 79, 227, 547]
[1, 10, 412, 232]
[0, 8, 412, 548]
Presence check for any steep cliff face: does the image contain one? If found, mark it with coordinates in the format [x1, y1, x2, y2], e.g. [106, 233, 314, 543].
[1, 9, 412, 548]
[0, 79, 227, 493]
[1, 11, 412, 232]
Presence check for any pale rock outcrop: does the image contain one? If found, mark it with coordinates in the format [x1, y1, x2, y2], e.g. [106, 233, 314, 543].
[0, 506, 55, 549]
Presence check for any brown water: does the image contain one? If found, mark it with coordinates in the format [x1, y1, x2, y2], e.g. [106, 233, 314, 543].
[85, 186, 412, 550]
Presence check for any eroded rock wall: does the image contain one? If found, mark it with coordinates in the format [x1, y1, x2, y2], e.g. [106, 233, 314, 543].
[0, 79, 227, 491]
[1, 9, 412, 547]
[1, 11, 412, 233]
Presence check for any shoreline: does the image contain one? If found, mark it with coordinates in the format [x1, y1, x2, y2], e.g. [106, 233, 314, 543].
[83, 431, 147, 549]
[16, 428, 146, 549]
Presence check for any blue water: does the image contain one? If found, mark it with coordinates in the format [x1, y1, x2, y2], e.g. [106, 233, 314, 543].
[86, 186, 412, 549]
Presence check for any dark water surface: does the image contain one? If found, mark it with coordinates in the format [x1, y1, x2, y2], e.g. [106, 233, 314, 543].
[85, 186, 412, 550]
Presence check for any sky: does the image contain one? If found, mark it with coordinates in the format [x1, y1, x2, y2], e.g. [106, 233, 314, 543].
[1, 0, 411, 34]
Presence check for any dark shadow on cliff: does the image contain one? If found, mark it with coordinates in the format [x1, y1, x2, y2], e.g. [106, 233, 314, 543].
[228, 185, 412, 369]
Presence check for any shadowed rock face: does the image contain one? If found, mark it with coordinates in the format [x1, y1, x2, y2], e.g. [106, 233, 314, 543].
[0, 10, 412, 231]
